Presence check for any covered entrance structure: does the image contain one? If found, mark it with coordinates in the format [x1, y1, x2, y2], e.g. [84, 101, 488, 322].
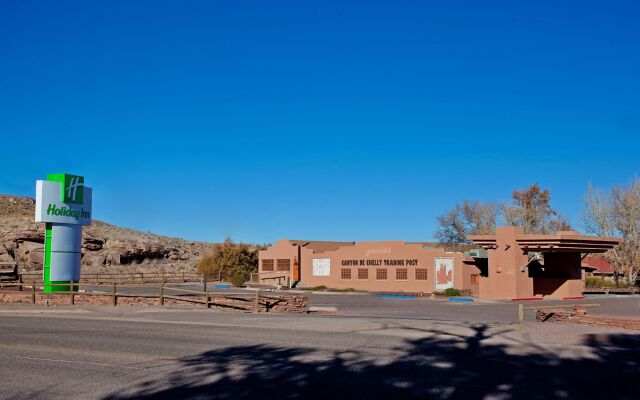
[469, 227, 622, 299]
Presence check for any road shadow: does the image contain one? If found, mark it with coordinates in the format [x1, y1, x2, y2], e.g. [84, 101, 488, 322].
[103, 324, 639, 399]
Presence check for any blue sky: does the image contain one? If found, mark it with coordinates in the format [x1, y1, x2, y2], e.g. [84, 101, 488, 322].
[1, 0, 638, 244]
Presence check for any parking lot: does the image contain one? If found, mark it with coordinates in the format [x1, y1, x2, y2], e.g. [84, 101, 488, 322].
[80, 283, 640, 323]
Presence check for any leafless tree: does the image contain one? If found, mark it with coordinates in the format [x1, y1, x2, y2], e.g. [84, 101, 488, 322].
[435, 201, 497, 248]
[583, 180, 640, 285]
[502, 184, 571, 234]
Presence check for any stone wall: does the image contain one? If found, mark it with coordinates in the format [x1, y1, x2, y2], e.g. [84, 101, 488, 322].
[0, 291, 309, 313]
[536, 306, 640, 331]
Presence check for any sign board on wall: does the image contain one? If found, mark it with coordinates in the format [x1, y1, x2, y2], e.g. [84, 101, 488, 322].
[435, 257, 454, 290]
[312, 258, 331, 276]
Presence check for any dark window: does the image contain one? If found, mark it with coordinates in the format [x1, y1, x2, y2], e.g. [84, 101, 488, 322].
[262, 259, 274, 272]
[376, 269, 387, 280]
[358, 268, 368, 280]
[415, 269, 428, 280]
[276, 259, 291, 272]
[341, 268, 351, 279]
[396, 268, 408, 280]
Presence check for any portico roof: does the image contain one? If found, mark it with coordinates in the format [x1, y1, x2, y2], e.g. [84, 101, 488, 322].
[469, 231, 622, 253]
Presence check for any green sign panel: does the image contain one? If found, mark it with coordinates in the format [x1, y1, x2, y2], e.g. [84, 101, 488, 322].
[47, 173, 85, 204]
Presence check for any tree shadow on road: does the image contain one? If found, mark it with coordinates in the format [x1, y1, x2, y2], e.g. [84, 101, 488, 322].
[103, 324, 639, 399]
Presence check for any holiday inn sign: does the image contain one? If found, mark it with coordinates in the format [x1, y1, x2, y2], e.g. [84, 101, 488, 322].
[35, 173, 93, 292]
[36, 173, 92, 225]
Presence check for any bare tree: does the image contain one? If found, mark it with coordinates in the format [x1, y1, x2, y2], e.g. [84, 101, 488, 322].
[435, 201, 497, 248]
[502, 184, 570, 234]
[584, 184, 622, 284]
[584, 180, 640, 285]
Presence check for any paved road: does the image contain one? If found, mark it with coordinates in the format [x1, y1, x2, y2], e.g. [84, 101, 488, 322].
[0, 303, 638, 399]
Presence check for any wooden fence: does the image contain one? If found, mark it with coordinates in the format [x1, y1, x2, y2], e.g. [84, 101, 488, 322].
[0, 281, 267, 312]
[18, 271, 200, 285]
[250, 272, 289, 286]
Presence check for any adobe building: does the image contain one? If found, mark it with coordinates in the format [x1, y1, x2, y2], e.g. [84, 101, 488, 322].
[258, 227, 621, 300]
[258, 240, 478, 295]
[468, 226, 621, 299]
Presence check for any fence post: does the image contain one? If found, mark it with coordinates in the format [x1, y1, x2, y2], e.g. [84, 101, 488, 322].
[160, 283, 164, 306]
[255, 289, 260, 313]
[205, 290, 210, 309]
[69, 280, 74, 305]
[518, 304, 524, 322]
[141, 272, 144, 284]
[18, 274, 23, 292]
[96, 273, 99, 285]
[112, 283, 117, 306]
[31, 284, 36, 304]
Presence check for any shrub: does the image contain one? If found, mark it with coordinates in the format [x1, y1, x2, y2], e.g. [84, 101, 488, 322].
[585, 276, 631, 288]
[443, 288, 461, 297]
[228, 270, 250, 287]
[299, 285, 328, 291]
[196, 238, 264, 286]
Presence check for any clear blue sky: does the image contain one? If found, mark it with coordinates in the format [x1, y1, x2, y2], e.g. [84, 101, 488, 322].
[1, 1, 638, 244]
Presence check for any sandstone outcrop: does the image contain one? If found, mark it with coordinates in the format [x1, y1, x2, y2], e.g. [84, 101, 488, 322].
[0, 194, 211, 273]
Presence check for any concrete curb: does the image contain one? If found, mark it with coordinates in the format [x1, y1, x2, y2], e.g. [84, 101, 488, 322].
[308, 306, 338, 313]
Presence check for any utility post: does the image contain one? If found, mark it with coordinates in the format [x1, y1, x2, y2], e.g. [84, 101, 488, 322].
[518, 304, 524, 322]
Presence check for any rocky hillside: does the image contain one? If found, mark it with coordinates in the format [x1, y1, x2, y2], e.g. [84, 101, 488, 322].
[0, 195, 212, 274]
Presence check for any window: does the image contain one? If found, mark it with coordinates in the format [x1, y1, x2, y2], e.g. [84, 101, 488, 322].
[415, 268, 428, 280]
[376, 269, 387, 280]
[341, 268, 351, 279]
[396, 268, 408, 280]
[262, 259, 274, 272]
[358, 268, 368, 280]
[471, 274, 480, 285]
[276, 259, 291, 272]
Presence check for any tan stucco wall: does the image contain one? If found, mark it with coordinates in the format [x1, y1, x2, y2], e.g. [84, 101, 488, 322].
[477, 227, 585, 299]
[260, 240, 478, 294]
[479, 227, 532, 299]
[258, 240, 297, 284]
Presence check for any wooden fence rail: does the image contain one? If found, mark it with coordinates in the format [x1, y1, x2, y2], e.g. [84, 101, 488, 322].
[18, 271, 201, 285]
[0, 281, 265, 312]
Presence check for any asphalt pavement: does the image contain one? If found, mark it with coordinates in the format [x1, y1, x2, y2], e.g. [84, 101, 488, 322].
[1, 292, 639, 399]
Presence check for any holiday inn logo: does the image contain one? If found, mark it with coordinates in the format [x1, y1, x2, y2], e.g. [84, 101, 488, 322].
[47, 173, 84, 204]
[64, 175, 84, 204]
[45, 204, 90, 219]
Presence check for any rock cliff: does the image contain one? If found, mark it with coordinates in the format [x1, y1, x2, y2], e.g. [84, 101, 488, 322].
[0, 195, 211, 273]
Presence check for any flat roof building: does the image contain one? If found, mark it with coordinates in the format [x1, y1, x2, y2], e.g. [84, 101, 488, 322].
[258, 227, 621, 300]
[259, 239, 476, 295]
[469, 226, 621, 299]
